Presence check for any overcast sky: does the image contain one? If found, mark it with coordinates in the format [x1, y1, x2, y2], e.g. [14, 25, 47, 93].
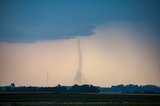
[0, 0, 160, 86]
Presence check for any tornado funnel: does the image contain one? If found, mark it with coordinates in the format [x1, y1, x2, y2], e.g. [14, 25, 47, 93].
[75, 39, 82, 84]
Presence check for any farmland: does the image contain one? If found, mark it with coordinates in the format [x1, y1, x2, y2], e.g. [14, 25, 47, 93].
[0, 92, 160, 106]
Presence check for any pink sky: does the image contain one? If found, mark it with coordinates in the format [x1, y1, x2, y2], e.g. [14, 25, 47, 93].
[0, 23, 159, 87]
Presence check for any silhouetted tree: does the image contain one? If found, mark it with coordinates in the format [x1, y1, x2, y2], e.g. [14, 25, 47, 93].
[68, 84, 100, 93]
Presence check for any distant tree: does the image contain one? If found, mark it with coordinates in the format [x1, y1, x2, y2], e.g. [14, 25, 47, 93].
[54, 85, 67, 92]
[10, 83, 15, 88]
[57, 84, 61, 87]
[69, 84, 100, 93]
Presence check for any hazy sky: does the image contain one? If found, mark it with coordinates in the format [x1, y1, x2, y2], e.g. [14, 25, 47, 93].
[0, 0, 160, 86]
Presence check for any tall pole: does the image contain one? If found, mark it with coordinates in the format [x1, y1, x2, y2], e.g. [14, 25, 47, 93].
[47, 72, 48, 87]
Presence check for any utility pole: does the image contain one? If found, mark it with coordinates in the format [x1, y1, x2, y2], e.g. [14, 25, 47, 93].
[47, 72, 48, 87]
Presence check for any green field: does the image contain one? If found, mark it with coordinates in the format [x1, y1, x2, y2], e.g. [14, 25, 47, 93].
[0, 92, 160, 106]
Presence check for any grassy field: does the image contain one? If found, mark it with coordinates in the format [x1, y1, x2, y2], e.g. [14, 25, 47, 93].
[0, 92, 160, 106]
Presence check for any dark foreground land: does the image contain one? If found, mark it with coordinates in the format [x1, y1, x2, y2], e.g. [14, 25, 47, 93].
[0, 92, 160, 106]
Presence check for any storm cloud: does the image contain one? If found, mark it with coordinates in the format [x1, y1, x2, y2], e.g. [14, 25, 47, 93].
[0, 22, 159, 86]
[0, 0, 160, 42]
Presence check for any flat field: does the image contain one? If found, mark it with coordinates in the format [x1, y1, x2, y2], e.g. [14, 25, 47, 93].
[0, 92, 160, 106]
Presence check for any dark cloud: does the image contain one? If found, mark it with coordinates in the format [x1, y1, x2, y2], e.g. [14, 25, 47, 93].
[0, 0, 160, 42]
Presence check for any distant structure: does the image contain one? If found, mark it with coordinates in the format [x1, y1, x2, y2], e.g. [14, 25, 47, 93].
[75, 39, 82, 84]
[47, 72, 49, 87]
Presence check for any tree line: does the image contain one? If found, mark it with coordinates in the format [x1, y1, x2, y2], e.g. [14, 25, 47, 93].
[100, 84, 160, 94]
[0, 83, 100, 93]
[0, 83, 160, 94]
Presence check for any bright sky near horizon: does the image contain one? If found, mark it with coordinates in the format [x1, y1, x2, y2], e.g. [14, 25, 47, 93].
[0, 0, 160, 86]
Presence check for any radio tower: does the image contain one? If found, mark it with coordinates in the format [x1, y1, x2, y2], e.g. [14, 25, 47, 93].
[47, 72, 49, 87]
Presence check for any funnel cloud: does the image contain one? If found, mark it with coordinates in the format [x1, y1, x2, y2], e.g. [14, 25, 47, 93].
[75, 39, 82, 84]
[0, 0, 160, 87]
